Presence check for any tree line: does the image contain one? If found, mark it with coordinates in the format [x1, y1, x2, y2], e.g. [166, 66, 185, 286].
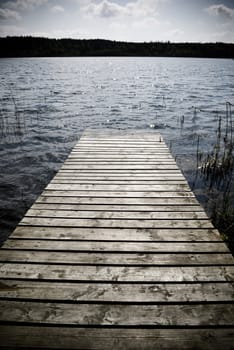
[0, 36, 234, 58]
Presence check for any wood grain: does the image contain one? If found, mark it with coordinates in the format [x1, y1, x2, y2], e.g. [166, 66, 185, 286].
[0, 129, 233, 349]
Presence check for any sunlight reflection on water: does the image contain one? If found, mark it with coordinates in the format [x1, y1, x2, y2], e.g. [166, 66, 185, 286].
[0, 57, 233, 242]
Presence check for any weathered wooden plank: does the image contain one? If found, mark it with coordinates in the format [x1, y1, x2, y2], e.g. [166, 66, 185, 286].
[51, 180, 188, 185]
[69, 151, 172, 154]
[73, 144, 168, 146]
[0, 326, 233, 350]
[77, 142, 166, 145]
[71, 150, 171, 154]
[53, 175, 185, 179]
[19, 217, 213, 229]
[0, 250, 232, 265]
[66, 162, 177, 167]
[68, 154, 174, 159]
[73, 143, 168, 147]
[77, 143, 166, 146]
[0, 264, 233, 282]
[75, 138, 165, 141]
[0, 129, 233, 350]
[81, 133, 161, 136]
[45, 184, 191, 192]
[60, 165, 179, 170]
[81, 136, 162, 139]
[74, 148, 169, 151]
[36, 196, 199, 205]
[1, 280, 233, 302]
[31, 203, 204, 212]
[58, 172, 184, 177]
[82, 133, 161, 136]
[41, 190, 195, 198]
[77, 140, 164, 143]
[54, 174, 185, 179]
[66, 161, 177, 166]
[11, 226, 222, 242]
[73, 147, 170, 151]
[54, 175, 185, 180]
[25, 209, 207, 220]
[55, 171, 183, 175]
[0, 300, 233, 326]
[73, 139, 166, 143]
[65, 159, 176, 163]
[55, 170, 182, 174]
[76, 144, 167, 147]
[58, 169, 183, 173]
[75, 147, 168, 151]
[3, 240, 228, 252]
[68, 156, 173, 161]
[81, 137, 162, 141]
[64, 161, 177, 165]
[71, 149, 171, 153]
[54, 172, 181, 176]
[73, 145, 169, 148]
[77, 138, 165, 142]
[77, 138, 163, 140]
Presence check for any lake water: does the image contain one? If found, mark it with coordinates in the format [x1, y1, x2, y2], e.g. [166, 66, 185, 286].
[0, 57, 233, 243]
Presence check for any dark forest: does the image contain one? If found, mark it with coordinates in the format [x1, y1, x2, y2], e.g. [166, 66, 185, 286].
[1, 36, 234, 58]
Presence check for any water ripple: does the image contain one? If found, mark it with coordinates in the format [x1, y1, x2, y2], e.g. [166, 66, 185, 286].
[0, 57, 233, 243]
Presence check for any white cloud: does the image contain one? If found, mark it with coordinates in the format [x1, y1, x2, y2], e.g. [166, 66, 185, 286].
[0, 24, 25, 36]
[83, 0, 127, 18]
[206, 29, 234, 43]
[51, 5, 65, 13]
[128, 0, 162, 18]
[206, 4, 234, 20]
[5, 0, 49, 11]
[0, 8, 21, 20]
[82, 0, 163, 19]
[168, 28, 184, 37]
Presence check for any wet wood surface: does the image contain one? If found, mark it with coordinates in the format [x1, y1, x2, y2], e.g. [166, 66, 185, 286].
[0, 129, 233, 349]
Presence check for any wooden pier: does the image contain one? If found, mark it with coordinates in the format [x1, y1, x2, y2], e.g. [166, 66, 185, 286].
[0, 129, 233, 349]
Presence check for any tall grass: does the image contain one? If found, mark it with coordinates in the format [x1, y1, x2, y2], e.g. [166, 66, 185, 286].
[196, 102, 234, 252]
[0, 90, 26, 143]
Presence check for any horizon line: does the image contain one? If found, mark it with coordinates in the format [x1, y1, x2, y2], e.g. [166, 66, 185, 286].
[1, 35, 234, 45]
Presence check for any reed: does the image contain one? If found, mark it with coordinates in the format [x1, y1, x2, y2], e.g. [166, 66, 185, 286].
[211, 189, 234, 252]
[0, 89, 27, 143]
[197, 102, 234, 252]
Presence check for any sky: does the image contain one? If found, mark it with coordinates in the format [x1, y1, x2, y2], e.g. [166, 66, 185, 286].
[0, 0, 234, 42]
